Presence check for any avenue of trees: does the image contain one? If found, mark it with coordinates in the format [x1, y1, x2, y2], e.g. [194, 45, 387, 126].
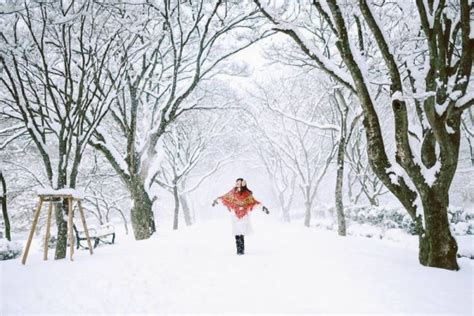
[1, 0, 472, 271]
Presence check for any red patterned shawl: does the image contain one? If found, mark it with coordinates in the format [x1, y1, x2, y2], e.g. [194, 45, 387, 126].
[219, 189, 260, 219]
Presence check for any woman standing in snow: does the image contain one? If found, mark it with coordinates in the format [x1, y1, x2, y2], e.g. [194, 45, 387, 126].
[212, 178, 269, 255]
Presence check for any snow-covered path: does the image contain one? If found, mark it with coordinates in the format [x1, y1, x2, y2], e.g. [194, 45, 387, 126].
[1, 215, 473, 314]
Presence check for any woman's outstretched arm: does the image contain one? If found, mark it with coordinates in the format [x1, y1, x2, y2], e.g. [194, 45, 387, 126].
[212, 194, 224, 207]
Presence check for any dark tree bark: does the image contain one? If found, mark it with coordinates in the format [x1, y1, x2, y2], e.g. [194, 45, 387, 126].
[332, 90, 351, 236]
[335, 132, 347, 236]
[54, 201, 69, 259]
[0, 170, 11, 241]
[129, 178, 153, 240]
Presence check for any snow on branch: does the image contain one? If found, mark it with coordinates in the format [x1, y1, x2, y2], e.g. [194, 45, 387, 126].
[0, 129, 28, 150]
[181, 152, 235, 195]
[253, 0, 355, 93]
[266, 100, 339, 132]
[455, 92, 474, 110]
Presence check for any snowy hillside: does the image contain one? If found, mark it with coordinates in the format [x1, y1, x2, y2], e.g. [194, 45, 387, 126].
[2, 214, 472, 315]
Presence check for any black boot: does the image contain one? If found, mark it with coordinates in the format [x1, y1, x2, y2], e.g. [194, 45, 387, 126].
[235, 235, 240, 255]
[235, 235, 244, 255]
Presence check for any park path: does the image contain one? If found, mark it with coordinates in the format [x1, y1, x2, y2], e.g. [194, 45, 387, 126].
[1, 214, 472, 314]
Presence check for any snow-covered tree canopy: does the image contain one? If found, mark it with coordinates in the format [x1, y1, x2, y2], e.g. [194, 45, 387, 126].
[0, 0, 127, 188]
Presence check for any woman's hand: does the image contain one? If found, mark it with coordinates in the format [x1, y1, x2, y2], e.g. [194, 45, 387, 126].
[262, 206, 270, 214]
[212, 199, 218, 207]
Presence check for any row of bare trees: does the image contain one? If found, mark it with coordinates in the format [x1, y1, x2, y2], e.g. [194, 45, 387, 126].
[0, 0, 472, 272]
[0, 1, 267, 257]
[253, 0, 473, 270]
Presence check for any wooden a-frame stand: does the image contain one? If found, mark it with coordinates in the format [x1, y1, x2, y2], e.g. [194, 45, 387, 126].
[22, 193, 94, 265]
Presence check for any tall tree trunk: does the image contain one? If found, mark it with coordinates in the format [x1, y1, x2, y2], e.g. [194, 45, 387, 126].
[0, 171, 11, 241]
[54, 200, 69, 259]
[129, 179, 156, 236]
[419, 188, 459, 270]
[179, 195, 192, 226]
[304, 201, 311, 227]
[335, 139, 347, 236]
[54, 161, 69, 259]
[173, 185, 179, 230]
[129, 179, 153, 240]
[279, 192, 291, 222]
[92, 142, 157, 239]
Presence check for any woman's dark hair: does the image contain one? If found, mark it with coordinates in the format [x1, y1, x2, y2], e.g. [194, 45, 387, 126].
[235, 178, 252, 194]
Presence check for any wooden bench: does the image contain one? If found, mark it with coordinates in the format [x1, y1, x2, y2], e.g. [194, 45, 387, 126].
[74, 224, 115, 249]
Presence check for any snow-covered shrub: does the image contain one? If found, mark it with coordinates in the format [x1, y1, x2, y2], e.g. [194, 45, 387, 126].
[0, 239, 22, 260]
[316, 205, 473, 259]
[448, 206, 474, 236]
[342, 205, 474, 236]
[343, 205, 416, 235]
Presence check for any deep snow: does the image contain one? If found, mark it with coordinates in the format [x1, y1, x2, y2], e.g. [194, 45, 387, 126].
[1, 213, 473, 315]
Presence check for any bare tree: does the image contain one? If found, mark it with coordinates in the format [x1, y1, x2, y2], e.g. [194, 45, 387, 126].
[346, 123, 388, 206]
[0, 1, 126, 258]
[255, 143, 296, 222]
[154, 112, 233, 230]
[255, 0, 473, 269]
[328, 88, 363, 236]
[461, 107, 474, 166]
[249, 79, 338, 227]
[90, 1, 268, 239]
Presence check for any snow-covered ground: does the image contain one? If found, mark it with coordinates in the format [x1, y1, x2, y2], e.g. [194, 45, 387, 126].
[1, 213, 473, 315]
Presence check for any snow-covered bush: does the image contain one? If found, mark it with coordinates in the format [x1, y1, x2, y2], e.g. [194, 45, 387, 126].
[448, 207, 474, 236]
[344, 205, 417, 235]
[319, 205, 474, 237]
[316, 205, 473, 259]
[0, 239, 22, 261]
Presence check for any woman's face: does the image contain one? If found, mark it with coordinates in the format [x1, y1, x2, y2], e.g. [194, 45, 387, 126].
[235, 179, 246, 189]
